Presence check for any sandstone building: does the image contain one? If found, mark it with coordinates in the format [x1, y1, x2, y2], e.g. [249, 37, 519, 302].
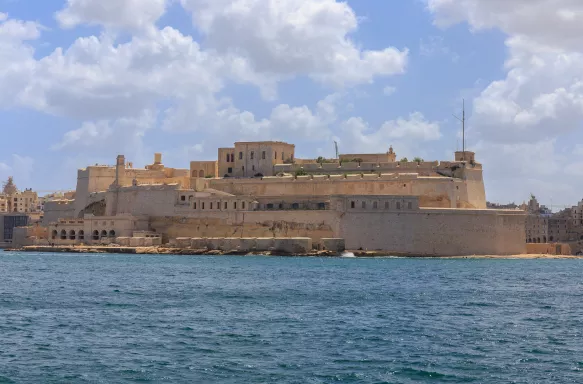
[38, 141, 526, 256]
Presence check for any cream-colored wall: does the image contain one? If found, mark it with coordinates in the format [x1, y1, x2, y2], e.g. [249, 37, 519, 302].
[218, 147, 235, 178]
[48, 216, 149, 245]
[207, 174, 485, 209]
[339, 153, 393, 163]
[233, 142, 295, 177]
[338, 207, 525, 256]
[42, 200, 75, 226]
[190, 161, 218, 179]
[526, 243, 571, 255]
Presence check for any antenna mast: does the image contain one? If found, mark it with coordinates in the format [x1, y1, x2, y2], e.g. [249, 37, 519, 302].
[334, 141, 339, 159]
[453, 99, 466, 161]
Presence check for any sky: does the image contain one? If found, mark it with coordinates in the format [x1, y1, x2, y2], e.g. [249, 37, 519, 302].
[0, 0, 582, 209]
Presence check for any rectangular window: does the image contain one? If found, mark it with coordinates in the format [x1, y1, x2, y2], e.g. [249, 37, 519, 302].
[396, 202, 401, 210]
[250, 151, 254, 159]
[267, 203, 274, 209]
[362, 201, 366, 209]
[239, 152, 243, 160]
[194, 202, 197, 209]
[373, 202, 378, 209]
[275, 152, 277, 159]
[228, 167, 233, 173]
[262, 151, 266, 160]
[181, 196, 186, 201]
[217, 202, 220, 210]
[202, 202, 205, 209]
[408, 202, 413, 209]
[210, 202, 213, 209]
[224, 202, 228, 209]
[234, 202, 237, 209]
[242, 202, 246, 209]
[385, 202, 389, 209]
[226, 154, 230, 162]
[351, 201, 355, 209]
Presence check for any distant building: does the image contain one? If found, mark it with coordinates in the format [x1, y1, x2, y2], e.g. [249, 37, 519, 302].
[0, 213, 29, 245]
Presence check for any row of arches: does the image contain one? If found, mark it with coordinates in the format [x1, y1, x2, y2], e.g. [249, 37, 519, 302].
[51, 229, 116, 241]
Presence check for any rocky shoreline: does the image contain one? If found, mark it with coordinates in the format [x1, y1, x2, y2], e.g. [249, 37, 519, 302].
[3, 245, 583, 259]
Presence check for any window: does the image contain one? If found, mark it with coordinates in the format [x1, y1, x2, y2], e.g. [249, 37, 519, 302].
[362, 201, 366, 209]
[228, 167, 233, 174]
[262, 151, 266, 159]
[109, 230, 116, 238]
[408, 202, 412, 209]
[282, 152, 284, 160]
[279, 204, 283, 209]
[318, 203, 326, 210]
[396, 202, 401, 210]
[252, 165, 255, 171]
[60, 230, 67, 240]
[79, 230, 85, 240]
[230, 154, 234, 162]
[351, 201, 355, 209]
[292, 203, 299, 210]
[275, 151, 277, 159]
[194, 202, 197, 209]
[69, 230, 76, 240]
[226, 154, 230, 162]
[234, 202, 237, 209]
[251, 151, 254, 159]
[373, 202, 378, 209]
[239, 152, 243, 160]
[202, 202, 205, 209]
[267, 203, 274, 209]
[224, 202, 228, 209]
[385, 202, 390, 209]
[101, 230, 107, 239]
[199, 170, 204, 178]
[181, 196, 186, 201]
[93, 230, 99, 240]
[210, 202, 213, 209]
[242, 166, 245, 172]
[242, 202, 246, 209]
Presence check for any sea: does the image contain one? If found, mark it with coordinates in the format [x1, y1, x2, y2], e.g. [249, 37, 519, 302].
[0, 252, 582, 383]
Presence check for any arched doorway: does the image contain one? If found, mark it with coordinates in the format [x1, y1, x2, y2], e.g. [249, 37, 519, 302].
[199, 170, 204, 178]
[69, 230, 76, 240]
[100, 230, 107, 239]
[52, 230, 58, 240]
[60, 230, 67, 240]
[79, 230, 85, 240]
[93, 230, 99, 240]
[109, 230, 116, 238]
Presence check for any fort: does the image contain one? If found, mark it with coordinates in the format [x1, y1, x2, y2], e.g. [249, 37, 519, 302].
[15, 141, 526, 256]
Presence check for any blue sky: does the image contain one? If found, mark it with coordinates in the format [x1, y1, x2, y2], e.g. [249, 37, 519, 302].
[1, 0, 582, 209]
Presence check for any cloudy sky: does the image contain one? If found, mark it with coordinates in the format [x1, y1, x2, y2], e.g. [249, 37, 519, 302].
[0, 0, 581, 209]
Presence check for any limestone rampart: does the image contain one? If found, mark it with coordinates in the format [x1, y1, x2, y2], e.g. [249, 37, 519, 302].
[183, 237, 312, 254]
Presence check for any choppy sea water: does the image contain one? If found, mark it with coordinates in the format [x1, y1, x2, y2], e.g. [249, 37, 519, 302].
[0, 252, 582, 383]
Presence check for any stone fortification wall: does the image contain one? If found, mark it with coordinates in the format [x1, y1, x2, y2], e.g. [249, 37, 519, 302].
[105, 185, 181, 216]
[208, 173, 478, 208]
[74, 166, 189, 216]
[274, 161, 441, 176]
[42, 200, 75, 226]
[337, 208, 525, 256]
[149, 210, 339, 243]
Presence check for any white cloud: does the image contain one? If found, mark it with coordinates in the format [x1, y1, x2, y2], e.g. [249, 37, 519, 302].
[427, 0, 583, 205]
[56, 0, 169, 32]
[180, 0, 408, 87]
[0, 155, 35, 186]
[419, 35, 459, 62]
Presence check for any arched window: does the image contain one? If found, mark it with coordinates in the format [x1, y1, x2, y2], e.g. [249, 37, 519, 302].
[60, 230, 67, 240]
[199, 170, 204, 178]
[543, 236, 547, 243]
[192, 170, 197, 177]
[51, 230, 58, 240]
[93, 230, 99, 240]
[537, 237, 541, 243]
[69, 230, 76, 240]
[79, 230, 85, 240]
[101, 230, 108, 239]
[109, 230, 116, 238]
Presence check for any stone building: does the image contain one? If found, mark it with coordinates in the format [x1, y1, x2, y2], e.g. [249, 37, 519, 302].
[38, 141, 526, 256]
[0, 177, 40, 214]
